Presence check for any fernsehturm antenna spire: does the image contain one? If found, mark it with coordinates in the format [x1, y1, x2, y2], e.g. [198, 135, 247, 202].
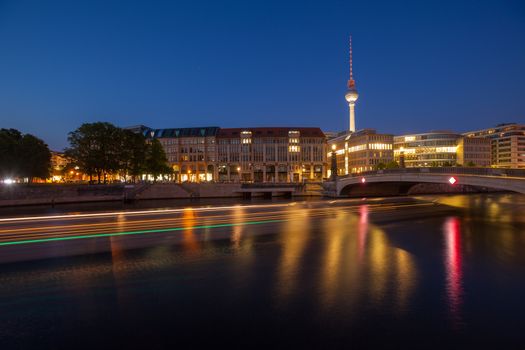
[345, 35, 359, 132]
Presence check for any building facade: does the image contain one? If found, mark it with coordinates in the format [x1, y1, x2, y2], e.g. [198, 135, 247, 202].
[144, 126, 327, 183]
[145, 127, 220, 182]
[394, 132, 491, 167]
[463, 123, 525, 169]
[216, 127, 327, 182]
[328, 129, 394, 175]
[456, 136, 492, 167]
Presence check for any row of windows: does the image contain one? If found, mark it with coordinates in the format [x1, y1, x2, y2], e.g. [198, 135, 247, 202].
[217, 138, 324, 145]
[160, 138, 213, 145]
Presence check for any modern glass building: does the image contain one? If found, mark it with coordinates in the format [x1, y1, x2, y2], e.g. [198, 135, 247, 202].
[394, 131, 491, 167]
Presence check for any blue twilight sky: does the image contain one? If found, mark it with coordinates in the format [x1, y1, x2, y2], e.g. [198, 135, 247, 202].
[0, 0, 524, 150]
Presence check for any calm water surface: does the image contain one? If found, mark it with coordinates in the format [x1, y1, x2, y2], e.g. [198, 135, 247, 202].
[1, 194, 525, 349]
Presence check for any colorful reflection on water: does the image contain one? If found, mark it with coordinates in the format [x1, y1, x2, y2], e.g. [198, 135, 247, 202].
[1, 194, 525, 348]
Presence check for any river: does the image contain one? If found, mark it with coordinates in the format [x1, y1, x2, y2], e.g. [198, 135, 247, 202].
[0, 194, 524, 348]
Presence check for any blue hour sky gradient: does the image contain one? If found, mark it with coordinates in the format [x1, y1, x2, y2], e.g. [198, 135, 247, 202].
[0, 0, 524, 150]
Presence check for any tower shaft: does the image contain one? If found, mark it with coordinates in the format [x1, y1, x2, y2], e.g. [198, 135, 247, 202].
[349, 102, 356, 132]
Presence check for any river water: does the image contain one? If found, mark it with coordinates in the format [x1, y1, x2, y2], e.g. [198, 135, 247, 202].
[0, 194, 524, 349]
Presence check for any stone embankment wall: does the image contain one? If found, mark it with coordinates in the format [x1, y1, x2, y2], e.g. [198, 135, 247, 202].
[0, 184, 125, 207]
[0, 182, 324, 207]
[135, 183, 243, 199]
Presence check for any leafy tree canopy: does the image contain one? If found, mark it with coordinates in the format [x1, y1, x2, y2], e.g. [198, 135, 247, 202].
[0, 128, 51, 182]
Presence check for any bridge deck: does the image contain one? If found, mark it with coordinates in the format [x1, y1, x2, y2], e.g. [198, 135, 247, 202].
[330, 167, 525, 196]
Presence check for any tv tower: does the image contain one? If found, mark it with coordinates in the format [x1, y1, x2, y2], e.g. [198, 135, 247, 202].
[345, 36, 359, 132]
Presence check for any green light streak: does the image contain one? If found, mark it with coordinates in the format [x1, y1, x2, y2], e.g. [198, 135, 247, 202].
[0, 219, 285, 247]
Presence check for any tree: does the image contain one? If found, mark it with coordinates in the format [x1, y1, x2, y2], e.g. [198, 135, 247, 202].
[0, 129, 50, 182]
[19, 134, 51, 182]
[0, 129, 22, 179]
[376, 162, 386, 170]
[466, 161, 476, 167]
[66, 122, 122, 183]
[385, 161, 400, 169]
[145, 139, 171, 181]
[119, 129, 147, 182]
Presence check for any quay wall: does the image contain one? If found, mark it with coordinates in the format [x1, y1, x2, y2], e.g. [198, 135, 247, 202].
[0, 184, 125, 207]
[1, 181, 487, 207]
[0, 182, 320, 207]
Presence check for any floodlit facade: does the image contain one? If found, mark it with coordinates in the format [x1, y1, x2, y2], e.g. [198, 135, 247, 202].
[328, 129, 394, 175]
[216, 127, 327, 182]
[463, 123, 525, 169]
[145, 127, 220, 182]
[143, 126, 327, 182]
[456, 136, 492, 167]
[394, 132, 491, 167]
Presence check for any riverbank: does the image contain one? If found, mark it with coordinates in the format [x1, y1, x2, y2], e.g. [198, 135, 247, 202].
[0, 182, 325, 208]
[0, 181, 506, 208]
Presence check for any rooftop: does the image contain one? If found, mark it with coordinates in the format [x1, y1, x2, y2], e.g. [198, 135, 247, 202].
[144, 127, 220, 138]
[217, 127, 325, 138]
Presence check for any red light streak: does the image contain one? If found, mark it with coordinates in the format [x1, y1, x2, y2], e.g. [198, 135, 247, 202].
[444, 217, 463, 328]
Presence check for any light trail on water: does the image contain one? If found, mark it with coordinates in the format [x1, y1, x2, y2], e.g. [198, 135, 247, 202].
[0, 219, 286, 247]
[0, 200, 437, 250]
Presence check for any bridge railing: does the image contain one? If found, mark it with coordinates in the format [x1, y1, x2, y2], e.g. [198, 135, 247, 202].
[338, 167, 525, 179]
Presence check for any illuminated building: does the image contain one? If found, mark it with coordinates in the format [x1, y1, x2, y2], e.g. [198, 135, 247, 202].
[327, 129, 394, 175]
[142, 126, 327, 182]
[456, 137, 491, 167]
[48, 151, 87, 182]
[394, 132, 491, 167]
[216, 127, 327, 182]
[49, 151, 68, 182]
[345, 36, 359, 132]
[145, 127, 220, 182]
[463, 123, 525, 169]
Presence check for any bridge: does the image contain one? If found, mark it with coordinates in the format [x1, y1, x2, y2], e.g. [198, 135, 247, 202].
[237, 183, 304, 198]
[324, 167, 525, 197]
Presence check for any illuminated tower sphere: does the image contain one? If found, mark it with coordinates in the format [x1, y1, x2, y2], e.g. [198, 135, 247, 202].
[345, 36, 358, 132]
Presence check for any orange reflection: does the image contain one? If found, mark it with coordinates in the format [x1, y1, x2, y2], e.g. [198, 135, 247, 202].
[316, 206, 417, 315]
[182, 208, 199, 252]
[358, 205, 368, 262]
[230, 206, 245, 249]
[277, 208, 310, 302]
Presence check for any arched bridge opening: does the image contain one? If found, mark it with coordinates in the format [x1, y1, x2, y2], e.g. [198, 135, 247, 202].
[332, 168, 525, 197]
[339, 181, 494, 198]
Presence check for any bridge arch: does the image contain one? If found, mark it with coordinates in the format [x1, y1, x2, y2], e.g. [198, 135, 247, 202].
[334, 169, 525, 197]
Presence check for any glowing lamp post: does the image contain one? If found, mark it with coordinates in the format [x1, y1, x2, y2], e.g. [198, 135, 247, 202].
[330, 144, 337, 181]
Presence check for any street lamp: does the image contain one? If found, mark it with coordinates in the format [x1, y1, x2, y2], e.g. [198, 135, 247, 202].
[330, 144, 337, 180]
